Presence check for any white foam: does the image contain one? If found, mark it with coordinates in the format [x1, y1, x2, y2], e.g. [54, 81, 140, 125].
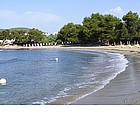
[70, 53, 129, 104]
[33, 52, 129, 105]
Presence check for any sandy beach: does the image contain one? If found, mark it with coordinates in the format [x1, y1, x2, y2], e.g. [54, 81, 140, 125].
[1, 45, 140, 105]
[72, 46, 140, 105]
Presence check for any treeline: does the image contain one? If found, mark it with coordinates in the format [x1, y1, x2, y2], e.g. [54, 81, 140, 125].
[0, 28, 57, 45]
[1, 11, 140, 46]
[57, 11, 140, 45]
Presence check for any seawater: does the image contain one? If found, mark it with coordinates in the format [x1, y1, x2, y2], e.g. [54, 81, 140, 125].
[0, 49, 128, 105]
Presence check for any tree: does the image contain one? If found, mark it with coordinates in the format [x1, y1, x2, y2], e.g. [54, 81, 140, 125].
[0, 32, 3, 40]
[99, 14, 121, 45]
[57, 23, 81, 44]
[135, 23, 140, 42]
[122, 11, 140, 42]
[28, 28, 46, 43]
[115, 22, 129, 44]
[45, 34, 57, 44]
[1, 30, 11, 40]
[82, 13, 104, 44]
[10, 30, 28, 45]
[81, 13, 121, 45]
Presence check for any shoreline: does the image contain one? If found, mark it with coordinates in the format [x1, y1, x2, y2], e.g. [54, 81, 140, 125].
[72, 47, 140, 105]
[1, 45, 140, 105]
[0, 45, 140, 56]
[72, 54, 140, 104]
[0, 44, 140, 52]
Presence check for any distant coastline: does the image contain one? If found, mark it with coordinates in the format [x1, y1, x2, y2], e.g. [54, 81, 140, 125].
[1, 45, 140, 59]
[0, 44, 140, 53]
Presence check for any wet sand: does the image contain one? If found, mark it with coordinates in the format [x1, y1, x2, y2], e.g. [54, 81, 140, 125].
[73, 47, 140, 105]
[44, 45, 140, 105]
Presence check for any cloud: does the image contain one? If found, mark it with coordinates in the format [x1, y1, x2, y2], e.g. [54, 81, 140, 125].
[104, 6, 124, 17]
[0, 9, 62, 33]
[0, 10, 17, 18]
[23, 11, 60, 23]
[109, 7, 124, 14]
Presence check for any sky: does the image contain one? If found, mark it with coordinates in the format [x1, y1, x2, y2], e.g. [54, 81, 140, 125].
[0, 0, 140, 34]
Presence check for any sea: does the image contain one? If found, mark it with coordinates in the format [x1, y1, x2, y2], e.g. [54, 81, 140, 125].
[0, 49, 128, 105]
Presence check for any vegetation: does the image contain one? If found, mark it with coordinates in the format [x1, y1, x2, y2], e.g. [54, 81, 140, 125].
[57, 11, 140, 45]
[0, 28, 56, 45]
[57, 23, 82, 44]
[44, 34, 57, 44]
[0, 27, 30, 33]
[1, 11, 140, 46]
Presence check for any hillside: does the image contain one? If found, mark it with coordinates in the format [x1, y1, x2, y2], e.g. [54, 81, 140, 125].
[0, 27, 30, 32]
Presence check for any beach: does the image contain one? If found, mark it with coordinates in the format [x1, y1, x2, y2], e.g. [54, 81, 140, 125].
[1, 45, 140, 105]
[72, 46, 140, 104]
[43, 45, 140, 105]
[73, 55, 140, 104]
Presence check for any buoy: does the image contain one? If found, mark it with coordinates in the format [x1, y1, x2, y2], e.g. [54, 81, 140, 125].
[0, 78, 7, 85]
[55, 58, 59, 62]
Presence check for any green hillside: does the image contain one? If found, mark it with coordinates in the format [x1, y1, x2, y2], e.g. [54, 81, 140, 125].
[0, 27, 30, 32]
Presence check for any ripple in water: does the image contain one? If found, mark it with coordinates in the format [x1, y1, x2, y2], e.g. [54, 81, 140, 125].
[0, 50, 128, 105]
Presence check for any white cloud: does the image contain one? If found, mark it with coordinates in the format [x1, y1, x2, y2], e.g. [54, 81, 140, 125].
[23, 11, 60, 23]
[0, 10, 17, 18]
[110, 7, 123, 14]
[0, 10, 62, 33]
[104, 6, 124, 17]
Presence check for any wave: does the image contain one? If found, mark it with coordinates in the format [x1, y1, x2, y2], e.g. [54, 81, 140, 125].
[48, 52, 129, 105]
[0, 58, 26, 65]
[1, 50, 128, 105]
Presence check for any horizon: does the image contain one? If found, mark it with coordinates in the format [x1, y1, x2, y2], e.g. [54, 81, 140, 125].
[0, 0, 140, 34]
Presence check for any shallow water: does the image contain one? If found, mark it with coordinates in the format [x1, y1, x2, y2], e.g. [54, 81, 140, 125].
[0, 49, 128, 105]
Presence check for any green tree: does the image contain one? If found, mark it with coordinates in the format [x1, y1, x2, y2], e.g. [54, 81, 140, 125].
[99, 14, 121, 45]
[28, 28, 46, 43]
[115, 22, 129, 44]
[10, 30, 28, 45]
[135, 23, 140, 42]
[57, 23, 81, 44]
[82, 13, 121, 45]
[0, 28, 48, 45]
[45, 34, 57, 43]
[122, 11, 140, 42]
[77, 26, 89, 44]
[82, 13, 104, 44]
[1, 29, 11, 40]
[0, 31, 3, 40]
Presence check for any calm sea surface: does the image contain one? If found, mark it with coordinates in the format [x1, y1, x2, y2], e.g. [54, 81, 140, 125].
[0, 49, 128, 104]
